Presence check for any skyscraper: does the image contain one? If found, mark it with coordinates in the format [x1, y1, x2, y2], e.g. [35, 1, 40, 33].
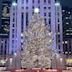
[0, 0, 11, 56]
[55, 2, 63, 53]
[62, 7, 72, 55]
[10, 0, 62, 54]
[62, 7, 72, 69]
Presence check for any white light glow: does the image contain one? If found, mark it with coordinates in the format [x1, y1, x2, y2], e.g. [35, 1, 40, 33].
[60, 58, 63, 62]
[12, 2, 17, 6]
[14, 52, 17, 56]
[34, 8, 39, 13]
[55, 2, 60, 6]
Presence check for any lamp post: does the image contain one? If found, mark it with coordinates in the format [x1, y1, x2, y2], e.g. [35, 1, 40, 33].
[9, 58, 13, 69]
[14, 52, 17, 69]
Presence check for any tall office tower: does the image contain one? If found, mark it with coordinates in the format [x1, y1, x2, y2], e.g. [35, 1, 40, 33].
[55, 2, 63, 53]
[0, 0, 11, 56]
[10, 0, 62, 54]
[62, 7, 72, 55]
[62, 7, 72, 70]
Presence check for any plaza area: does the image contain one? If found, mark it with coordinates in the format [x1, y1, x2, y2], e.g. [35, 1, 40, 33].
[9, 69, 72, 72]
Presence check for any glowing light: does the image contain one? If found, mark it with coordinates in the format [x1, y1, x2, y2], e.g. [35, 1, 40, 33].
[66, 59, 72, 63]
[21, 33, 23, 37]
[12, 2, 17, 6]
[1, 60, 6, 64]
[55, 2, 60, 6]
[60, 58, 63, 62]
[34, 8, 39, 13]
[10, 58, 13, 63]
[14, 52, 17, 56]
[65, 41, 68, 44]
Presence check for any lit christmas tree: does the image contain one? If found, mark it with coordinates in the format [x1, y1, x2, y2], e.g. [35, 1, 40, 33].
[21, 8, 55, 69]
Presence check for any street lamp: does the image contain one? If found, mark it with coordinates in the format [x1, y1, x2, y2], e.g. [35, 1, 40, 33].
[14, 52, 17, 69]
[9, 58, 13, 68]
[60, 58, 63, 62]
[10, 58, 13, 64]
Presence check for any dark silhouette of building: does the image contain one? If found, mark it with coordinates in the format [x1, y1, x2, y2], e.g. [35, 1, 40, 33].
[62, 7, 72, 55]
[0, 0, 11, 56]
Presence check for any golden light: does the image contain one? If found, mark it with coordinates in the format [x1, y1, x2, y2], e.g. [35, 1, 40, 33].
[66, 59, 72, 64]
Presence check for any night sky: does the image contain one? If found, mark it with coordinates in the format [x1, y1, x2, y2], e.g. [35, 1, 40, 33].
[60, 0, 72, 8]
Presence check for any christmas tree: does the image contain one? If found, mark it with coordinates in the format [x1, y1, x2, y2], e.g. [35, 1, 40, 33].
[21, 8, 55, 69]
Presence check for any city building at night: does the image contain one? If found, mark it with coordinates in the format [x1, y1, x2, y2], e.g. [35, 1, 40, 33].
[0, 0, 11, 57]
[62, 7, 72, 55]
[62, 7, 72, 70]
[9, 0, 63, 55]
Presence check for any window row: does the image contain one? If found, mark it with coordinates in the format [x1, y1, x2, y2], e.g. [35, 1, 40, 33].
[22, 0, 51, 4]
[21, 6, 51, 10]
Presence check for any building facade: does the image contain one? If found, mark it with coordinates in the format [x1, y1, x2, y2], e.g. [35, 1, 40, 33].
[0, 0, 11, 57]
[62, 7, 72, 55]
[10, 0, 63, 54]
[55, 2, 63, 53]
[62, 7, 72, 70]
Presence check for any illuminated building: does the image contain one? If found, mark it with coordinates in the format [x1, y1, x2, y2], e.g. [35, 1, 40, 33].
[62, 7, 72, 70]
[62, 7, 72, 55]
[9, 0, 63, 55]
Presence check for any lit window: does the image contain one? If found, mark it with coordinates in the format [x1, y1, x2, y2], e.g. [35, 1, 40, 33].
[21, 33, 23, 37]
[65, 52, 68, 54]
[71, 33, 72, 35]
[66, 33, 69, 35]
[57, 32, 60, 35]
[66, 22, 69, 25]
[66, 17, 68, 19]
[62, 41, 64, 44]
[65, 41, 68, 44]
[68, 12, 70, 14]
[62, 10, 65, 12]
